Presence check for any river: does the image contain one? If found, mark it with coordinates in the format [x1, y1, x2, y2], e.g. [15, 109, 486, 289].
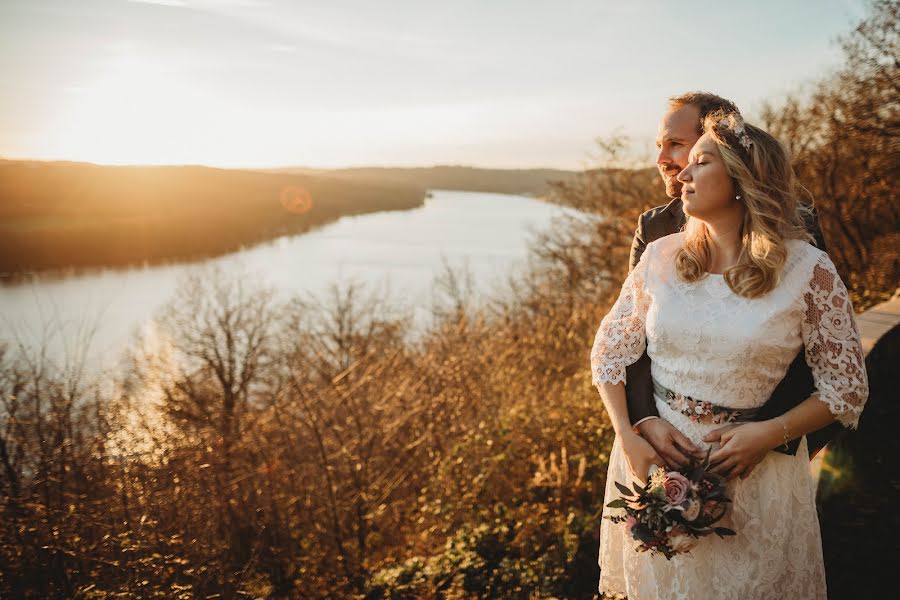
[0, 190, 578, 370]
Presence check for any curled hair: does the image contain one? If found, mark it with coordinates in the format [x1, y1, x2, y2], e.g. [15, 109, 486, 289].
[675, 110, 814, 298]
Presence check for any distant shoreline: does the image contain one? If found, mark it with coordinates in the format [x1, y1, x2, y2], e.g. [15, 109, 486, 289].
[266, 164, 581, 197]
[0, 204, 422, 284]
[0, 161, 426, 278]
[0, 161, 580, 279]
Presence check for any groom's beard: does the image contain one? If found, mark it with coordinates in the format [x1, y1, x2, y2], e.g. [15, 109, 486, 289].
[661, 169, 683, 199]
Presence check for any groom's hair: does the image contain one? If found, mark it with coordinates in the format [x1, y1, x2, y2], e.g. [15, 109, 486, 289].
[668, 92, 739, 135]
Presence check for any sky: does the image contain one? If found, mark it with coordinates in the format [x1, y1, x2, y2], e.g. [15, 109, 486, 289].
[0, 0, 868, 170]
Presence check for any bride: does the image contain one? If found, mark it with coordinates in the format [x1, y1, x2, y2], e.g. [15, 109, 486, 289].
[590, 111, 868, 599]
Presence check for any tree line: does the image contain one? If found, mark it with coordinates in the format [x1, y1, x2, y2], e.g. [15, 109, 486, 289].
[0, 163, 425, 278]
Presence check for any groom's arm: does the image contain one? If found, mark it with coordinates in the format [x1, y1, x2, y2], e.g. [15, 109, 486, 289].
[754, 352, 811, 455]
[626, 352, 658, 426]
[756, 333, 843, 458]
[629, 212, 649, 273]
[625, 211, 660, 427]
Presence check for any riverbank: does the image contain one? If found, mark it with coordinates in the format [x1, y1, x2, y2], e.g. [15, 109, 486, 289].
[269, 165, 584, 197]
[0, 160, 427, 279]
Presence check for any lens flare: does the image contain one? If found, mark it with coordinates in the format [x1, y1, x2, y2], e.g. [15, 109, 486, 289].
[280, 186, 313, 214]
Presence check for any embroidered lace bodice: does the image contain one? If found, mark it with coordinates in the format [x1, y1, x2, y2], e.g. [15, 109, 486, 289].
[590, 232, 868, 428]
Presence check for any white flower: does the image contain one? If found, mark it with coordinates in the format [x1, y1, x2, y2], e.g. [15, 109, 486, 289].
[668, 529, 699, 553]
[715, 112, 753, 150]
[682, 499, 701, 521]
[648, 463, 666, 484]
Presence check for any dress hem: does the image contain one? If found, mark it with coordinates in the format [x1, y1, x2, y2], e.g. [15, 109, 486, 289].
[598, 586, 628, 599]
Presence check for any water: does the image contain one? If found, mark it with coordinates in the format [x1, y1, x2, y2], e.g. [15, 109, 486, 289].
[0, 190, 577, 370]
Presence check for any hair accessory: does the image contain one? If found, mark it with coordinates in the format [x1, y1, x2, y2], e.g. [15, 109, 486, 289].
[716, 113, 753, 150]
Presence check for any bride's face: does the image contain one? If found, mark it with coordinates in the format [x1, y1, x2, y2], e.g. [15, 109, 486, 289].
[676, 134, 739, 220]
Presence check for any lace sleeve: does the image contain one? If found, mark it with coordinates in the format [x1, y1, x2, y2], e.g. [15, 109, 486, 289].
[800, 253, 869, 429]
[590, 242, 653, 390]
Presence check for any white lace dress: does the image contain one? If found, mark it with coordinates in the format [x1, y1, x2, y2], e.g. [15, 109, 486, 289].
[590, 232, 868, 600]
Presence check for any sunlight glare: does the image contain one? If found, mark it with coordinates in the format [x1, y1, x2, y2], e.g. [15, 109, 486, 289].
[44, 53, 223, 165]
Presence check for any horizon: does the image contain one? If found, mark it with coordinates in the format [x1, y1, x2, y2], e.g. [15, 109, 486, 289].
[1, 0, 865, 170]
[0, 155, 588, 172]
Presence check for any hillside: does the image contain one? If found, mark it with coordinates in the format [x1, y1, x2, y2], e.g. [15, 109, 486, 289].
[0, 161, 426, 277]
[270, 165, 583, 197]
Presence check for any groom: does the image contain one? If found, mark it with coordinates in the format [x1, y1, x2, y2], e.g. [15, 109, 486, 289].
[626, 91, 841, 474]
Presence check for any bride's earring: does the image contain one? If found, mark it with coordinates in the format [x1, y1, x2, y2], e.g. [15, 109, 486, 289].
[735, 194, 742, 200]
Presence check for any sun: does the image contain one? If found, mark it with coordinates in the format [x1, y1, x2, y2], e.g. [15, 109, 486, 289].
[41, 52, 220, 166]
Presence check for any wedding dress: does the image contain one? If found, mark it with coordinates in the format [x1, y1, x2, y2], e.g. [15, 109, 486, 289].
[590, 232, 868, 600]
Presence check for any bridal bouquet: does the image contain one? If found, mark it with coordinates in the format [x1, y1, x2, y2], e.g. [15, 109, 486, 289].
[604, 450, 736, 559]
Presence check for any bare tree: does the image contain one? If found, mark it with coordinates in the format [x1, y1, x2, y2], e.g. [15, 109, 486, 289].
[155, 266, 276, 453]
[268, 282, 428, 595]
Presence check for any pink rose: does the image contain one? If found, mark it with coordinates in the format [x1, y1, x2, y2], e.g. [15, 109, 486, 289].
[663, 472, 690, 505]
[624, 515, 637, 536]
[702, 500, 722, 519]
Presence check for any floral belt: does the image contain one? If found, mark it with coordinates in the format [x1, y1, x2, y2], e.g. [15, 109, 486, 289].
[652, 377, 759, 425]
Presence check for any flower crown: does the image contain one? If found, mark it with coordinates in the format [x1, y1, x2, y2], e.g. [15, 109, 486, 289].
[711, 111, 753, 151]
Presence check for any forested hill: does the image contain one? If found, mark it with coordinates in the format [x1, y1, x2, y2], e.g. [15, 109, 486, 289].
[0, 160, 426, 277]
[269, 165, 584, 197]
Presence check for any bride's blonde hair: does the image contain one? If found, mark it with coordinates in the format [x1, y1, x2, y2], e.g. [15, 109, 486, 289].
[675, 111, 814, 298]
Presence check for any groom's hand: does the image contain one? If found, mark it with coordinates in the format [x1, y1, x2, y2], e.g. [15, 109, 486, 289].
[636, 418, 702, 469]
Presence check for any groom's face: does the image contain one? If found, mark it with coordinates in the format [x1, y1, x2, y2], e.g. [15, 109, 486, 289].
[656, 104, 702, 198]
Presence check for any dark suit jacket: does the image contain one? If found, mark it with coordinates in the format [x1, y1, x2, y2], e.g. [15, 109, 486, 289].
[625, 197, 841, 457]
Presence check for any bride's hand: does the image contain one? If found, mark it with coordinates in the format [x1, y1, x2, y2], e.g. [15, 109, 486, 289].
[706, 422, 780, 480]
[619, 430, 666, 485]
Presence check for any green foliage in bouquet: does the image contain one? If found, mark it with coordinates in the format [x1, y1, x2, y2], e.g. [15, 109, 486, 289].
[605, 448, 736, 560]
